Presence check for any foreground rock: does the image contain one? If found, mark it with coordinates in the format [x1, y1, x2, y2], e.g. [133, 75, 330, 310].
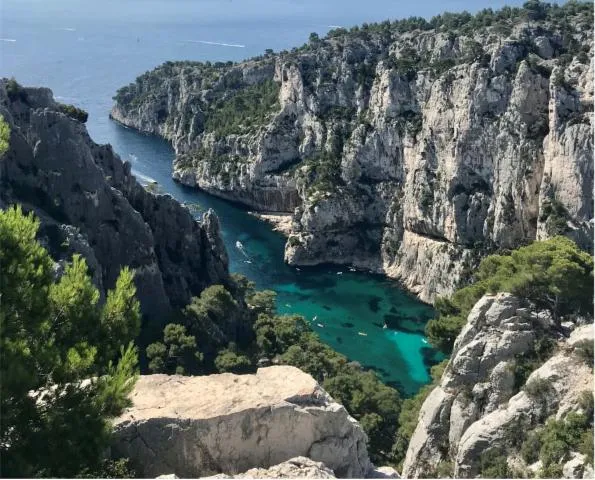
[111, 4, 593, 302]
[0, 80, 231, 328]
[402, 293, 594, 478]
[219, 457, 336, 478]
[111, 366, 372, 478]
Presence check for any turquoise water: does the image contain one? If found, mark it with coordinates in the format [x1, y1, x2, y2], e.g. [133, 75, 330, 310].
[9, 0, 533, 395]
[108, 126, 441, 395]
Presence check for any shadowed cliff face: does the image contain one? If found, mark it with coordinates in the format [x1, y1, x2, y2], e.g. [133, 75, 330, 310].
[111, 4, 593, 302]
[0, 80, 230, 326]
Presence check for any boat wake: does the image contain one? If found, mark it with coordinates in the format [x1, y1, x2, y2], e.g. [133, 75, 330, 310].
[186, 40, 245, 48]
[132, 170, 157, 185]
[236, 240, 250, 259]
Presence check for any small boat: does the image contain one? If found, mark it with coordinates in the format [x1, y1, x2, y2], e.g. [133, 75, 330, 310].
[313, 315, 318, 322]
[422, 338, 428, 344]
[235, 240, 243, 250]
[285, 303, 291, 307]
[383, 323, 388, 329]
[349, 267, 356, 272]
[336, 271, 343, 275]
[358, 331, 368, 336]
[295, 267, 301, 271]
[317, 323, 324, 328]
[244, 260, 252, 264]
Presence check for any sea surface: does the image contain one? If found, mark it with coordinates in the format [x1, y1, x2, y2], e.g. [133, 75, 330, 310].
[0, 0, 521, 395]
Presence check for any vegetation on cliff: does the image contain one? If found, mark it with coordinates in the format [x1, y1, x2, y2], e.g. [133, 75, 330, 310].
[426, 236, 594, 353]
[0, 206, 139, 477]
[394, 236, 594, 473]
[0, 115, 9, 155]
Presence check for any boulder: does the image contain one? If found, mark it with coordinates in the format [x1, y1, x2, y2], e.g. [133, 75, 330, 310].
[235, 457, 336, 478]
[111, 366, 371, 478]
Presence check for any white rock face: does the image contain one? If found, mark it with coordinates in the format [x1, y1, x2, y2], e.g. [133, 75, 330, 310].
[402, 294, 594, 478]
[233, 457, 336, 478]
[111, 367, 372, 478]
[111, 10, 593, 302]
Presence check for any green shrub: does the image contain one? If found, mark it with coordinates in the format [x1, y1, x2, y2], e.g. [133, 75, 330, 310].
[5, 77, 28, 102]
[146, 323, 202, 375]
[0, 114, 9, 156]
[204, 79, 280, 138]
[479, 449, 510, 478]
[214, 347, 252, 373]
[525, 377, 552, 398]
[58, 103, 89, 123]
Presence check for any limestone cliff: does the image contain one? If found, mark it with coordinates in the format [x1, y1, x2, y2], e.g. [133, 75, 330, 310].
[0, 79, 230, 326]
[111, 3, 593, 302]
[111, 366, 372, 478]
[402, 293, 594, 478]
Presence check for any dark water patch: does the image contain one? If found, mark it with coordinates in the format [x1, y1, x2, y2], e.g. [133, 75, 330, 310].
[341, 322, 355, 328]
[336, 336, 343, 344]
[323, 305, 332, 311]
[373, 322, 384, 329]
[368, 295, 382, 313]
[422, 346, 444, 369]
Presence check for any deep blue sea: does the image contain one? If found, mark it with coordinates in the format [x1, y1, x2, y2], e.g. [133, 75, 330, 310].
[1, 0, 526, 395]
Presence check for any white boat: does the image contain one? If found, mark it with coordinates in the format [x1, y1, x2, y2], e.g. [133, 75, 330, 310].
[313, 315, 318, 322]
[358, 331, 368, 336]
[349, 267, 356, 272]
[422, 338, 428, 344]
[317, 323, 324, 328]
[337, 271, 343, 275]
[235, 240, 243, 250]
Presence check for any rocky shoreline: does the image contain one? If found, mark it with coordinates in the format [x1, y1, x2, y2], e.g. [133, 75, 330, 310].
[248, 212, 293, 236]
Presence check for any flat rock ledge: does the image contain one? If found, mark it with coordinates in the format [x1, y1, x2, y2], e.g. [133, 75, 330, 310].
[111, 366, 372, 478]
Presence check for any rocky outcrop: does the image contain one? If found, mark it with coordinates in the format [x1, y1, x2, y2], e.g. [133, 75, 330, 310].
[111, 4, 593, 302]
[219, 457, 337, 478]
[0, 80, 230, 326]
[205, 457, 399, 479]
[111, 366, 372, 478]
[402, 293, 594, 478]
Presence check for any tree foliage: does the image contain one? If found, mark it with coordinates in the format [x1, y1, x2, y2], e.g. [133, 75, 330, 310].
[0, 114, 9, 156]
[147, 323, 202, 375]
[214, 346, 252, 374]
[0, 206, 140, 477]
[426, 237, 593, 353]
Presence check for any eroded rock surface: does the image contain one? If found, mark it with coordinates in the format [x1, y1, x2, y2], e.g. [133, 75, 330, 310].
[0, 80, 230, 326]
[111, 366, 372, 478]
[402, 293, 594, 478]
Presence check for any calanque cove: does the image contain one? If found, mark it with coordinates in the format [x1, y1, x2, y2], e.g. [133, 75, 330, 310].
[0, 1, 593, 479]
